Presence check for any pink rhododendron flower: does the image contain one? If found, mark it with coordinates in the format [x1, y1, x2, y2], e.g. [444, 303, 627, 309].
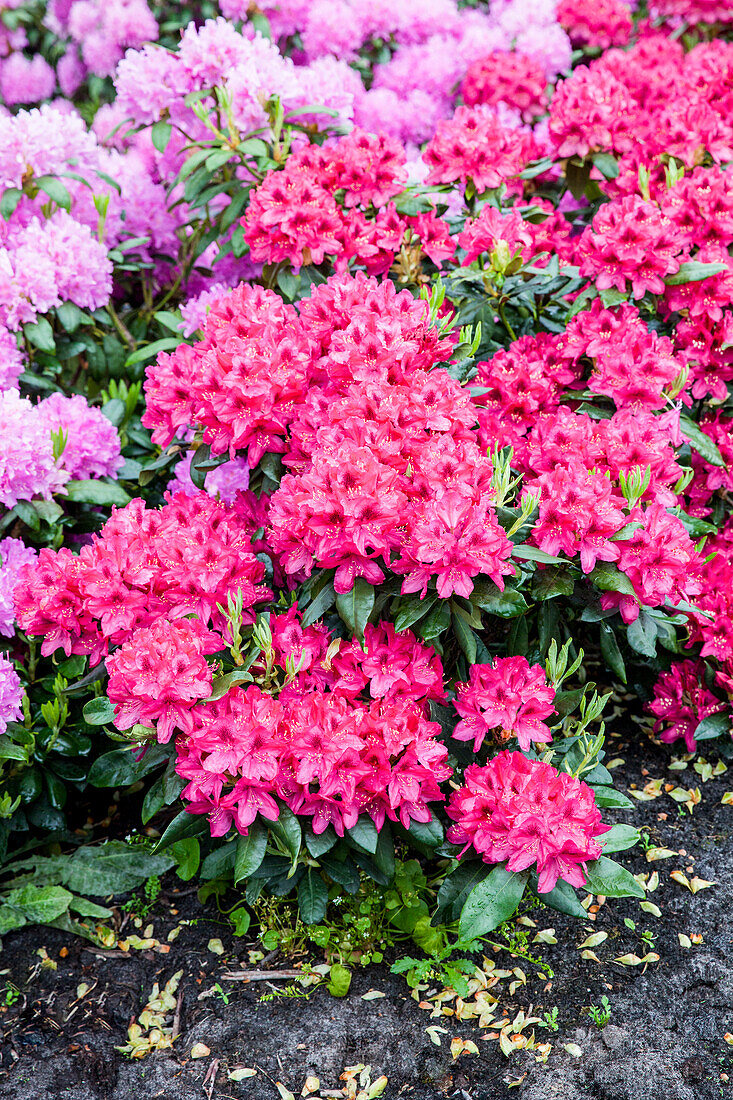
[446, 751, 610, 893]
[453, 656, 556, 752]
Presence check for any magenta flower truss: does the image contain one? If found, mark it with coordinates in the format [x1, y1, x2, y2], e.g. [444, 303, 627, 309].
[649, 660, 727, 752]
[453, 656, 556, 753]
[446, 751, 610, 893]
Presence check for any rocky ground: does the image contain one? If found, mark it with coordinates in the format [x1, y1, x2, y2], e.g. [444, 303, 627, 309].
[0, 724, 731, 1100]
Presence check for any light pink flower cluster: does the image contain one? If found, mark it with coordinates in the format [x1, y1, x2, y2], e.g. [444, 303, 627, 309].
[0, 538, 37, 638]
[0, 653, 23, 736]
[446, 751, 610, 893]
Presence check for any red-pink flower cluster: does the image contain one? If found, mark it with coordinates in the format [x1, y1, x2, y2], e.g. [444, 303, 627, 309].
[422, 105, 539, 194]
[107, 617, 222, 743]
[240, 128, 453, 275]
[550, 37, 733, 167]
[460, 52, 548, 122]
[446, 752, 610, 893]
[174, 610, 451, 837]
[556, 0, 633, 49]
[14, 491, 270, 663]
[453, 656, 555, 753]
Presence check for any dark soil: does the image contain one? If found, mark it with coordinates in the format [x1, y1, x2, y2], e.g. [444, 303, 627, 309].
[0, 725, 731, 1100]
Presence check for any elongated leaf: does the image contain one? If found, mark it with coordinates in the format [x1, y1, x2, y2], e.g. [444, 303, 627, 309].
[305, 826, 338, 859]
[154, 808, 210, 851]
[36, 176, 72, 210]
[301, 579, 336, 627]
[452, 611, 477, 664]
[627, 611, 658, 657]
[268, 803, 302, 870]
[65, 480, 131, 506]
[590, 563, 636, 596]
[665, 261, 727, 286]
[298, 869, 328, 924]
[347, 816, 379, 854]
[234, 821, 267, 883]
[512, 545, 565, 565]
[591, 786, 634, 810]
[435, 861, 488, 920]
[600, 824, 640, 853]
[335, 578, 374, 642]
[124, 337, 182, 367]
[151, 121, 172, 153]
[87, 744, 168, 787]
[600, 622, 627, 684]
[582, 856, 645, 898]
[459, 865, 528, 940]
[680, 416, 725, 467]
[537, 877, 587, 919]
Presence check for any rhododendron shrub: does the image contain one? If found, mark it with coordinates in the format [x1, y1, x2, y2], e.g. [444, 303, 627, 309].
[4, 0, 733, 948]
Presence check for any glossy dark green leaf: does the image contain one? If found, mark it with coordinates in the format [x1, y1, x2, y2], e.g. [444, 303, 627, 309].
[459, 865, 528, 940]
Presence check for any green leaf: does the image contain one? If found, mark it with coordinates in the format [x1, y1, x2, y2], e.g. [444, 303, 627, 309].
[55, 302, 86, 333]
[0, 187, 22, 219]
[470, 581, 528, 617]
[600, 622, 626, 684]
[230, 906, 251, 936]
[169, 837, 200, 881]
[87, 744, 168, 786]
[24, 317, 56, 353]
[452, 611, 477, 664]
[124, 337, 182, 367]
[268, 803, 302, 871]
[680, 416, 726, 468]
[62, 841, 174, 897]
[36, 175, 72, 210]
[305, 826, 338, 859]
[82, 697, 115, 726]
[532, 568, 574, 600]
[435, 861, 488, 921]
[335, 578, 375, 642]
[298, 869, 329, 924]
[4, 885, 72, 924]
[537, 877, 587, 918]
[459, 865, 528, 940]
[234, 821, 268, 883]
[590, 562, 637, 596]
[406, 816, 444, 849]
[373, 823, 395, 879]
[418, 601, 451, 642]
[199, 843, 236, 881]
[319, 856, 360, 893]
[512, 545, 565, 565]
[600, 825, 640, 853]
[590, 786, 633, 811]
[65, 480, 131, 507]
[394, 594, 436, 633]
[347, 816, 379, 854]
[627, 611, 657, 657]
[301, 579, 336, 627]
[591, 153, 619, 179]
[327, 962, 352, 998]
[665, 261, 727, 286]
[204, 667, 254, 702]
[153, 809, 210, 851]
[151, 121, 172, 153]
[694, 710, 730, 742]
[582, 856, 645, 898]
